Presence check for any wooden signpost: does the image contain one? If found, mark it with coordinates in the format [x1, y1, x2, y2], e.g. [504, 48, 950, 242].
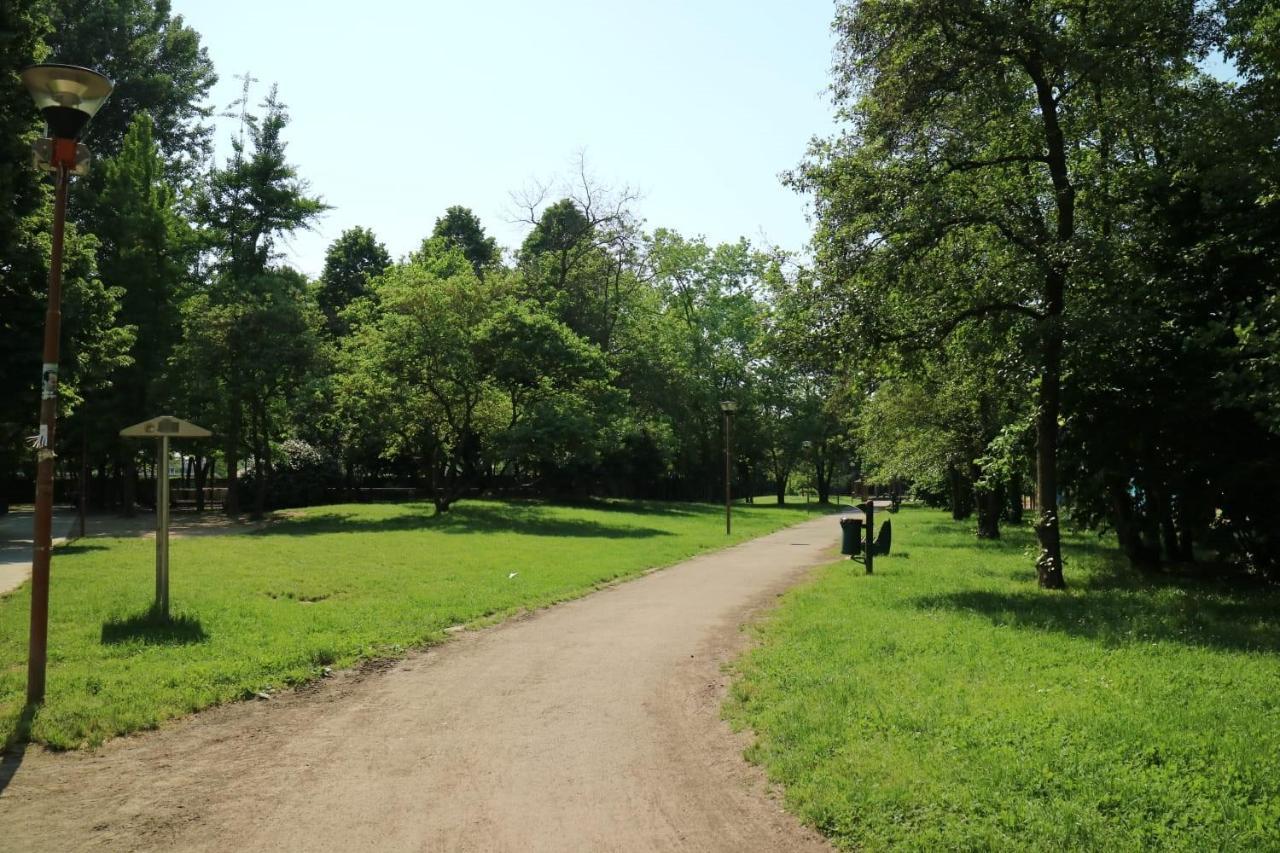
[120, 416, 212, 618]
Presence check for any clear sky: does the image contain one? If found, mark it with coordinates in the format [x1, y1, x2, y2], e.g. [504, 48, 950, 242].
[171, 0, 840, 277]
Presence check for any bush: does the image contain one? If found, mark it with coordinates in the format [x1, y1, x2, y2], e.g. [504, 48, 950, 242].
[238, 440, 342, 510]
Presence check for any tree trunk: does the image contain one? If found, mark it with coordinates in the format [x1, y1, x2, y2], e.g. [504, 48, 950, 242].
[1156, 487, 1180, 563]
[1029, 63, 1071, 590]
[225, 403, 243, 516]
[1108, 475, 1160, 570]
[225, 447, 240, 516]
[975, 474, 1002, 540]
[816, 453, 831, 504]
[949, 465, 973, 520]
[1005, 471, 1024, 524]
[122, 454, 137, 518]
[194, 454, 208, 512]
[1175, 500, 1195, 563]
[252, 407, 268, 521]
[1033, 308, 1066, 589]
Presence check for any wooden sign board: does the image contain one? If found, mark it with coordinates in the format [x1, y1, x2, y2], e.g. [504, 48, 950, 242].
[120, 416, 212, 439]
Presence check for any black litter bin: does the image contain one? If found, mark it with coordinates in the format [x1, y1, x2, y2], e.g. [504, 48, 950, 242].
[839, 516, 863, 556]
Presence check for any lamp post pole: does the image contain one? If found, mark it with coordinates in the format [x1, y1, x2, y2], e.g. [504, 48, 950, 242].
[721, 401, 738, 535]
[26, 162, 70, 706]
[724, 411, 732, 534]
[21, 63, 113, 706]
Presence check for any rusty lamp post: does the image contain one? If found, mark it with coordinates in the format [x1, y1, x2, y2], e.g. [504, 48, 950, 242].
[21, 63, 113, 706]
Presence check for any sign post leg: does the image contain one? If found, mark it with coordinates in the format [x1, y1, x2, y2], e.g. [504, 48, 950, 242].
[865, 499, 875, 575]
[156, 435, 170, 619]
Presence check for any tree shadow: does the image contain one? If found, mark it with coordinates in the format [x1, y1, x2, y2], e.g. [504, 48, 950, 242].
[561, 499, 711, 518]
[253, 502, 673, 540]
[101, 607, 208, 646]
[911, 582, 1280, 655]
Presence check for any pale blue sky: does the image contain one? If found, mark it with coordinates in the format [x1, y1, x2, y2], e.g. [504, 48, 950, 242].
[172, 0, 840, 276]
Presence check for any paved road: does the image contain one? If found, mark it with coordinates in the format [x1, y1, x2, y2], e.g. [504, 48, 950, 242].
[0, 514, 841, 852]
[0, 509, 76, 596]
[0, 510, 266, 596]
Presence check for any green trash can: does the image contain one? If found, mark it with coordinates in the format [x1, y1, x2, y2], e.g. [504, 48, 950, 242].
[840, 516, 863, 557]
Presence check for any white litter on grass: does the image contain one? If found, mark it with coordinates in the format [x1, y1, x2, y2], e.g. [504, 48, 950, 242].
[508, 572, 518, 579]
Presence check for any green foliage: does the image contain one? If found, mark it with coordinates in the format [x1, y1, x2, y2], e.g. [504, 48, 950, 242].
[44, 0, 217, 171]
[728, 507, 1280, 850]
[316, 226, 390, 335]
[178, 80, 326, 515]
[0, 1, 129, 500]
[518, 186, 642, 349]
[476, 301, 625, 486]
[0, 499, 827, 748]
[79, 112, 192, 453]
[790, 0, 1276, 581]
[196, 82, 328, 281]
[338, 250, 507, 510]
[430, 204, 500, 275]
[168, 268, 322, 516]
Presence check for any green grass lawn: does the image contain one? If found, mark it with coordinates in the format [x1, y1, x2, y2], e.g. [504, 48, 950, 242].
[726, 507, 1280, 851]
[0, 498, 826, 749]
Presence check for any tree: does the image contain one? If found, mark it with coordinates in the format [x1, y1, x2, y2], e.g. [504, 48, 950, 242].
[316, 227, 389, 336]
[339, 249, 506, 513]
[615, 230, 767, 501]
[75, 112, 194, 511]
[0, 3, 132, 511]
[796, 0, 1216, 587]
[476, 301, 623, 493]
[516, 161, 646, 351]
[188, 81, 327, 515]
[761, 260, 848, 504]
[429, 205, 499, 276]
[167, 269, 321, 518]
[44, 0, 216, 172]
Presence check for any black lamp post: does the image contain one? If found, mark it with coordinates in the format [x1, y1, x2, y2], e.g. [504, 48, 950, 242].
[21, 63, 113, 706]
[720, 400, 738, 534]
[801, 440, 813, 503]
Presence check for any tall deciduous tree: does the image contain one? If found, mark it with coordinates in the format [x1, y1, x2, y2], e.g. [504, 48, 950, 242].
[339, 249, 506, 513]
[316, 227, 389, 336]
[429, 205, 499, 276]
[797, 0, 1215, 587]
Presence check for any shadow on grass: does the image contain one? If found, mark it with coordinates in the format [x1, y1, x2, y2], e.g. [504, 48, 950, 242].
[563, 499, 710, 518]
[101, 607, 208, 646]
[253, 501, 675, 540]
[555, 494, 834, 514]
[1, 704, 36, 791]
[55, 542, 110, 555]
[912, 582, 1280, 655]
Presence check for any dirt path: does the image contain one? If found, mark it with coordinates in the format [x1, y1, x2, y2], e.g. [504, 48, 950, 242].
[0, 514, 841, 852]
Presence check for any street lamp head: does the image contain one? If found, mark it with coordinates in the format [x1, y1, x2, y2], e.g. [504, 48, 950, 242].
[720, 400, 738, 414]
[801, 440, 813, 449]
[20, 64, 113, 141]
